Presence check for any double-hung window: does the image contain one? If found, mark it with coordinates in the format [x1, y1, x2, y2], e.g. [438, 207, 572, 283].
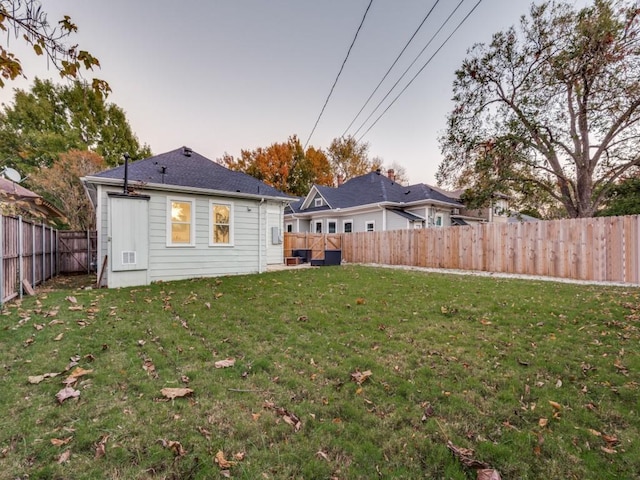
[210, 201, 233, 245]
[168, 198, 195, 246]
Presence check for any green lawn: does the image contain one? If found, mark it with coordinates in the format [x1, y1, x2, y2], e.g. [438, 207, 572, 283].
[0, 266, 638, 479]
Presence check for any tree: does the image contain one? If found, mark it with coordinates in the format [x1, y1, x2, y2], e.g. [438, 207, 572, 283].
[219, 136, 333, 196]
[0, 0, 109, 95]
[326, 136, 376, 181]
[28, 149, 105, 229]
[438, 0, 640, 218]
[0, 78, 150, 171]
[598, 174, 640, 215]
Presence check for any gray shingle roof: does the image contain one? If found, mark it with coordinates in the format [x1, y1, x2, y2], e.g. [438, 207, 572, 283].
[92, 147, 292, 199]
[288, 171, 461, 213]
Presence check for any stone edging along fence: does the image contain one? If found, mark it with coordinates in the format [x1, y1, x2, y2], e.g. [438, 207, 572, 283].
[285, 214, 640, 286]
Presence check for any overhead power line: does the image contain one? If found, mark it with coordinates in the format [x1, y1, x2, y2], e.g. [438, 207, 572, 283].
[341, 0, 442, 138]
[304, 0, 374, 149]
[351, 0, 469, 140]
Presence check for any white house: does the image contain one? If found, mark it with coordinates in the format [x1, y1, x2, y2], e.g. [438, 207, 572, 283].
[83, 147, 292, 288]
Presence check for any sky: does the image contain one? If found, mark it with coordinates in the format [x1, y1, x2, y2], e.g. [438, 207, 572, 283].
[0, 0, 589, 185]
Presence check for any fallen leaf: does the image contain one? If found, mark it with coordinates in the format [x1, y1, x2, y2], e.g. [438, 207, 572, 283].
[197, 426, 212, 440]
[316, 450, 330, 461]
[215, 358, 235, 368]
[160, 387, 193, 399]
[215, 450, 235, 469]
[158, 439, 186, 456]
[57, 449, 71, 464]
[601, 446, 617, 454]
[54, 333, 64, 341]
[602, 434, 619, 446]
[447, 441, 490, 469]
[68, 305, 84, 311]
[94, 434, 109, 459]
[56, 387, 80, 404]
[65, 296, 77, 304]
[538, 418, 548, 427]
[356, 298, 366, 305]
[234, 452, 246, 461]
[477, 469, 502, 480]
[28, 372, 59, 384]
[350, 369, 372, 385]
[50, 436, 73, 447]
[549, 401, 562, 411]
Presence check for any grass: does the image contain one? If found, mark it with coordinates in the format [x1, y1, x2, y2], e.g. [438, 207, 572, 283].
[0, 265, 639, 479]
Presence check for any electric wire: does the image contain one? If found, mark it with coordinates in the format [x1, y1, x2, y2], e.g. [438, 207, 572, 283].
[357, 0, 483, 141]
[350, 0, 469, 140]
[340, 0, 441, 138]
[303, 0, 374, 149]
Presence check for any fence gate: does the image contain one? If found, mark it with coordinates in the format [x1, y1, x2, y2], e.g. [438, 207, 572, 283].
[58, 230, 97, 274]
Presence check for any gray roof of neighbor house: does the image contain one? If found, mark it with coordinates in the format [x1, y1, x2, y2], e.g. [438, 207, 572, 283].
[89, 147, 292, 200]
[287, 170, 462, 213]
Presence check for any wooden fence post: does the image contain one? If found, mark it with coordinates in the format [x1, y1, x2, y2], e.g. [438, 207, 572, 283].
[0, 216, 3, 306]
[18, 216, 23, 299]
[32, 222, 36, 287]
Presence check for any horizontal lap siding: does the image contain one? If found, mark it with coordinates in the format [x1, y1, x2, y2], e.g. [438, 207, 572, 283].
[147, 193, 262, 282]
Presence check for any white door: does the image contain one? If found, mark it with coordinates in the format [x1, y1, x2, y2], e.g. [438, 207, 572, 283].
[109, 195, 149, 272]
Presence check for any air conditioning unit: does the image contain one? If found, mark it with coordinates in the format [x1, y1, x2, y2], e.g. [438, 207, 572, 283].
[452, 208, 460, 215]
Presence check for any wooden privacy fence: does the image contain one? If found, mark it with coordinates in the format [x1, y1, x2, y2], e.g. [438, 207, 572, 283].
[285, 215, 640, 285]
[1, 215, 97, 304]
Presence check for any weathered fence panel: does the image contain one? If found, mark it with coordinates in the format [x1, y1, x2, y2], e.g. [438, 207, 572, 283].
[285, 215, 640, 285]
[1, 215, 97, 304]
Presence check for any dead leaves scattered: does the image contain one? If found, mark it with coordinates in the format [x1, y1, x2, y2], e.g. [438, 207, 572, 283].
[263, 401, 302, 431]
[350, 369, 372, 385]
[28, 372, 59, 384]
[56, 386, 80, 404]
[158, 439, 186, 457]
[447, 441, 502, 479]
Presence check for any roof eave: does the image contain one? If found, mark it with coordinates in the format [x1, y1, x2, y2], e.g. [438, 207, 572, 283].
[82, 176, 292, 203]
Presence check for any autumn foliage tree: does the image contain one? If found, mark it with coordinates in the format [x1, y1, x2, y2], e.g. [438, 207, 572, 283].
[219, 136, 332, 196]
[327, 136, 379, 181]
[438, 0, 640, 218]
[28, 149, 105, 230]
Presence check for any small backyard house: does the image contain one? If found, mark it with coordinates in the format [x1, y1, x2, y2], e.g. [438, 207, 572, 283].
[83, 147, 292, 288]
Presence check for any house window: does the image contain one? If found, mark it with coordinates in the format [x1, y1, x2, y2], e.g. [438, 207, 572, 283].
[366, 221, 375, 232]
[168, 198, 195, 246]
[343, 221, 353, 233]
[328, 220, 337, 234]
[413, 222, 423, 229]
[210, 201, 233, 245]
[315, 221, 322, 233]
[286, 223, 293, 233]
[435, 214, 444, 227]
[314, 197, 323, 207]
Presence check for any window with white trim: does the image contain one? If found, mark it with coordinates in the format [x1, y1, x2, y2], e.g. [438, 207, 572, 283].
[366, 221, 375, 232]
[435, 214, 444, 227]
[315, 221, 322, 233]
[328, 219, 337, 234]
[168, 198, 195, 246]
[314, 197, 323, 207]
[343, 221, 353, 233]
[210, 201, 233, 245]
[286, 223, 293, 233]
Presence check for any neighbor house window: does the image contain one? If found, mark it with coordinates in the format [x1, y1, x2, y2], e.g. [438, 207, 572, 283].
[366, 221, 375, 232]
[315, 221, 322, 233]
[328, 220, 337, 233]
[210, 201, 233, 245]
[314, 197, 323, 207]
[343, 221, 353, 233]
[435, 214, 444, 227]
[286, 223, 293, 233]
[168, 198, 195, 246]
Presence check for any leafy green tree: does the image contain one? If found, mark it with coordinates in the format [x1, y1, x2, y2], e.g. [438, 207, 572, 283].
[326, 136, 376, 181]
[0, 78, 150, 171]
[438, 0, 640, 218]
[0, 0, 109, 95]
[598, 175, 640, 216]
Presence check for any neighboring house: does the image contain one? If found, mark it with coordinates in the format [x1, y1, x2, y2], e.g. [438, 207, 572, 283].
[285, 169, 508, 234]
[83, 147, 292, 288]
[0, 176, 65, 225]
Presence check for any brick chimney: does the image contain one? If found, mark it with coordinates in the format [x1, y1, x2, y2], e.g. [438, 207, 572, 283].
[387, 169, 395, 182]
[337, 174, 344, 186]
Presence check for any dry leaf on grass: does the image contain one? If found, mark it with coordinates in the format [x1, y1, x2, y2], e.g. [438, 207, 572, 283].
[28, 372, 59, 384]
[477, 469, 502, 480]
[56, 387, 80, 404]
[160, 387, 194, 399]
[50, 436, 73, 447]
[158, 439, 187, 456]
[94, 434, 109, 459]
[65, 296, 77, 304]
[57, 449, 71, 464]
[447, 441, 490, 469]
[215, 450, 235, 469]
[215, 358, 235, 368]
[350, 369, 372, 385]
